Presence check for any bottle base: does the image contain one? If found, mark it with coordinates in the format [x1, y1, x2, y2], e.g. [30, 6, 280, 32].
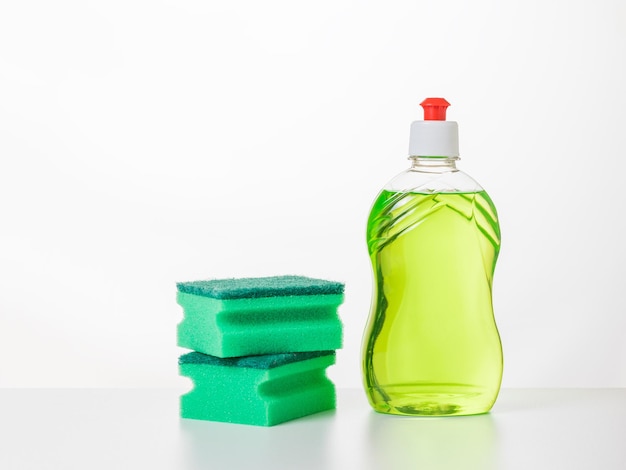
[366, 383, 497, 417]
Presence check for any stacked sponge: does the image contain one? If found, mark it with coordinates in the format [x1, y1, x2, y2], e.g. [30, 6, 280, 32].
[176, 275, 345, 426]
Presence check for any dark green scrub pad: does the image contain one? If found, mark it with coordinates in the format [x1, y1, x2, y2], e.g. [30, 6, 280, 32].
[179, 350, 336, 426]
[176, 276, 344, 357]
[177, 275, 344, 299]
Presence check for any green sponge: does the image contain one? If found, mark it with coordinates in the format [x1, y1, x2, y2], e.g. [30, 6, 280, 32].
[176, 276, 344, 358]
[179, 350, 336, 426]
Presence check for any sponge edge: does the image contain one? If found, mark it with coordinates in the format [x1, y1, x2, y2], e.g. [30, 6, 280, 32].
[180, 351, 336, 426]
[176, 275, 345, 299]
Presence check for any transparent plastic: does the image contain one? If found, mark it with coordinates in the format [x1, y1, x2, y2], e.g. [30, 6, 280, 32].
[362, 157, 503, 416]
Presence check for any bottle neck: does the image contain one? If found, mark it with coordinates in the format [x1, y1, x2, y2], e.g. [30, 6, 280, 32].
[409, 156, 459, 173]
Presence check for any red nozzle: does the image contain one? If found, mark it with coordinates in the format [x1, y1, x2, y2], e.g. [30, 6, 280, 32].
[420, 97, 450, 121]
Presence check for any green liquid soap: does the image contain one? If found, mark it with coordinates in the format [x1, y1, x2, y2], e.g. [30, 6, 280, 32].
[363, 189, 502, 416]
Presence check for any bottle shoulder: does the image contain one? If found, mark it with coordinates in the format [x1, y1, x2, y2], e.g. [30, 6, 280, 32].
[383, 167, 484, 194]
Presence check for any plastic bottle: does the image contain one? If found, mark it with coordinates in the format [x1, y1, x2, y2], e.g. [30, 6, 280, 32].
[362, 98, 502, 416]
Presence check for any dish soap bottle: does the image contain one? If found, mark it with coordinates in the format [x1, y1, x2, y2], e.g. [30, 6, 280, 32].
[362, 98, 502, 416]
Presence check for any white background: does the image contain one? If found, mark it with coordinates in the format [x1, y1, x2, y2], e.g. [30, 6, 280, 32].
[1, 0, 624, 389]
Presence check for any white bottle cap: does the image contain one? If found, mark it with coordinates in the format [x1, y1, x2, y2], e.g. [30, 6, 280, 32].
[408, 98, 459, 158]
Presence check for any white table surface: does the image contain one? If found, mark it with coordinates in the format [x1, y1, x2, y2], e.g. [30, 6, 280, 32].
[1, 388, 624, 469]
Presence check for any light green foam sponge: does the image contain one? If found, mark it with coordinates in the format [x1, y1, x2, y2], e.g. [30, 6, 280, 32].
[179, 350, 336, 426]
[176, 276, 344, 358]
